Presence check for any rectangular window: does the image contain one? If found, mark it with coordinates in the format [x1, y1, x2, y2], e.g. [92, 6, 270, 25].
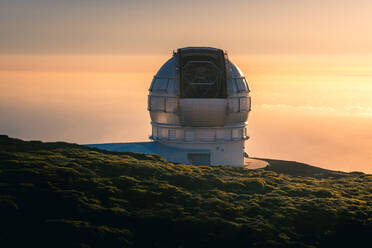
[169, 129, 177, 140]
[228, 98, 239, 113]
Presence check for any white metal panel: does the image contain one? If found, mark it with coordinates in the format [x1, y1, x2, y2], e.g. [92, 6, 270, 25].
[228, 98, 239, 113]
[159, 128, 169, 139]
[216, 129, 230, 140]
[167, 78, 179, 94]
[185, 130, 194, 141]
[176, 129, 184, 140]
[165, 97, 178, 113]
[153, 78, 168, 91]
[239, 97, 248, 112]
[227, 78, 237, 94]
[156, 58, 177, 77]
[150, 96, 165, 111]
[195, 129, 215, 141]
[232, 128, 243, 139]
[179, 98, 228, 126]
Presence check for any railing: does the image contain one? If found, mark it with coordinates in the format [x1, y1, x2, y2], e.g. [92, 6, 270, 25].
[150, 124, 249, 143]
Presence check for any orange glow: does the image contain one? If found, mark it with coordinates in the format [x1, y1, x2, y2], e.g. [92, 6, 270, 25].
[1, 54, 372, 173]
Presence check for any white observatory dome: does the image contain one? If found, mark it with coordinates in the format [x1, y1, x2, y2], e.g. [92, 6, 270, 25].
[88, 47, 252, 167]
[148, 47, 251, 166]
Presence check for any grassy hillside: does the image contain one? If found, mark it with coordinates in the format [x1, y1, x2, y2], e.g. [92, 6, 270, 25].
[0, 135, 371, 248]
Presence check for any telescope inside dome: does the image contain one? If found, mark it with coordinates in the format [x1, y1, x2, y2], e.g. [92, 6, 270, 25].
[177, 47, 227, 98]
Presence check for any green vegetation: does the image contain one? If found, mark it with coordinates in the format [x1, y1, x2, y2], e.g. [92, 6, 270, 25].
[0, 135, 371, 247]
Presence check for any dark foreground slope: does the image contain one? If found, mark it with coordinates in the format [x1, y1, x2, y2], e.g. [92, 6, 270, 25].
[0, 135, 371, 248]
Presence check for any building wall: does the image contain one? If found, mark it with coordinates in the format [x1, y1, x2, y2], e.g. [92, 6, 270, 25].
[158, 140, 245, 166]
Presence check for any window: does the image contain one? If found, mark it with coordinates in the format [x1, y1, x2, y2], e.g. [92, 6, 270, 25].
[168, 129, 184, 141]
[169, 129, 177, 140]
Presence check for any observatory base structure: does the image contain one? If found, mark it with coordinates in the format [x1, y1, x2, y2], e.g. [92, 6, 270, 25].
[89, 139, 245, 166]
[89, 47, 252, 166]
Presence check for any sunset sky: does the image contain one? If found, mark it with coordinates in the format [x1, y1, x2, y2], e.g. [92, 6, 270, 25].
[1, 0, 372, 173]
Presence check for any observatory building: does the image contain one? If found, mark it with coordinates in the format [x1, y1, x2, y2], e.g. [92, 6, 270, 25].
[89, 47, 252, 166]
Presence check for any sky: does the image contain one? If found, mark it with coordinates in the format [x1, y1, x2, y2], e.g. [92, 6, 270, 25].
[1, 0, 372, 173]
[1, 0, 372, 55]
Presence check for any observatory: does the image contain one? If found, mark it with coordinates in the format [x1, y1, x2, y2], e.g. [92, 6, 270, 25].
[90, 47, 252, 166]
[148, 47, 251, 166]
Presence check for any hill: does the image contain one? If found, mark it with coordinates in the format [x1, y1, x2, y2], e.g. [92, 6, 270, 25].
[0, 135, 371, 247]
